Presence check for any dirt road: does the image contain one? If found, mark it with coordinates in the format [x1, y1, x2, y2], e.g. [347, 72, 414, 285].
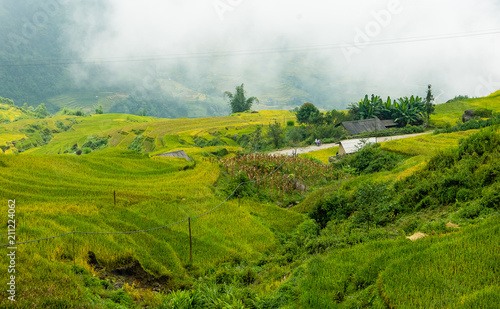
[267, 132, 430, 156]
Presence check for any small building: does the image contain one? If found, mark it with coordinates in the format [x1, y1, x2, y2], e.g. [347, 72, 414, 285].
[338, 137, 377, 156]
[381, 119, 398, 128]
[342, 118, 387, 135]
[155, 150, 191, 161]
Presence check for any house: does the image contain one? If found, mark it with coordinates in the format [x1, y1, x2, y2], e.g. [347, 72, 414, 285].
[341, 118, 387, 135]
[381, 119, 398, 128]
[155, 150, 191, 160]
[338, 137, 377, 156]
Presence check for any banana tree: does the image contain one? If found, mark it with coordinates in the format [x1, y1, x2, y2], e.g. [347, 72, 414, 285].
[348, 94, 383, 120]
[393, 96, 425, 126]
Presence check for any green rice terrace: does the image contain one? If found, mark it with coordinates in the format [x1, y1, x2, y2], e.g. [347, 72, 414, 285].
[0, 91, 499, 308]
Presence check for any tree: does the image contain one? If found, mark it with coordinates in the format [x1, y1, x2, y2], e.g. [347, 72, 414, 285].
[348, 94, 383, 120]
[0, 96, 14, 106]
[34, 103, 49, 118]
[266, 122, 285, 148]
[224, 83, 259, 113]
[247, 125, 264, 152]
[296, 103, 322, 125]
[425, 84, 435, 124]
[95, 104, 103, 114]
[393, 96, 425, 126]
[325, 109, 354, 125]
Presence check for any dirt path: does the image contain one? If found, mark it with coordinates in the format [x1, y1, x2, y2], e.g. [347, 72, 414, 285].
[267, 132, 431, 156]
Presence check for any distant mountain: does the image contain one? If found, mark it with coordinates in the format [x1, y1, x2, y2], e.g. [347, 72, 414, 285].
[0, 1, 363, 118]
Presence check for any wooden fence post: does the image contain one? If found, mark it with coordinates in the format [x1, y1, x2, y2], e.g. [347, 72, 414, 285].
[188, 217, 193, 265]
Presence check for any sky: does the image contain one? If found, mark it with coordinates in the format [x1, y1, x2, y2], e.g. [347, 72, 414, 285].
[63, 0, 500, 106]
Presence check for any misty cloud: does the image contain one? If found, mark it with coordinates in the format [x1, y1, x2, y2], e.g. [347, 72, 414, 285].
[63, 0, 500, 110]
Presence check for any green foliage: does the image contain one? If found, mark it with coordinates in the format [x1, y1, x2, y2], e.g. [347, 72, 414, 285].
[82, 135, 110, 151]
[95, 104, 104, 114]
[60, 107, 88, 117]
[447, 94, 470, 103]
[425, 84, 435, 123]
[224, 83, 259, 113]
[393, 95, 425, 126]
[0, 96, 15, 106]
[434, 114, 500, 135]
[285, 125, 308, 144]
[266, 122, 285, 148]
[335, 143, 405, 175]
[35, 103, 50, 118]
[296, 103, 322, 124]
[246, 125, 264, 152]
[295, 217, 500, 309]
[324, 109, 354, 125]
[286, 120, 295, 126]
[348, 94, 425, 126]
[348, 94, 383, 120]
[474, 108, 493, 118]
[309, 190, 353, 228]
[194, 136, 227, 148]
[313, 123, 344, 141]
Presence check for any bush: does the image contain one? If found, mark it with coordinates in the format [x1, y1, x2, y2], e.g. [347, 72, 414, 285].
[286, 120, 295, 126]
[313, 124, 344, 140]
[82, 135, 109, 150]
[286, 125, 308, 144]
[402, 125, 424, 134]
[337, 144, 404, 175]
[474, 108, 493, 118]
[455, 203, 484, 219]
[309, 191, 353, 228]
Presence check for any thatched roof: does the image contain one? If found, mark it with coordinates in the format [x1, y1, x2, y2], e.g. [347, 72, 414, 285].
[342, 118, 386, 135]
[156, 150, 191, 161]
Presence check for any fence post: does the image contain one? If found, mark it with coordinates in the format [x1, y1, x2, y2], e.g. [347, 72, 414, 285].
[72, 230, 75, 269]
[188, 217, 193, 265]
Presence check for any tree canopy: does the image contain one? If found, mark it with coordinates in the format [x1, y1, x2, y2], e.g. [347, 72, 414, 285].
[296, 103, 322, 125]
[224, 84, 259, 114]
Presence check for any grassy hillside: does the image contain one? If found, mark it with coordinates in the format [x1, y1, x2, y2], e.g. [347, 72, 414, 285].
[0, 92, 499, 308]
[0, 148, 304, 307]
[432, 90, 500, 127]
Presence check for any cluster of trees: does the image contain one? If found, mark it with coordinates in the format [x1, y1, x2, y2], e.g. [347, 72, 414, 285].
[295, 102, 354, 125]
[347, 85, 435, 126]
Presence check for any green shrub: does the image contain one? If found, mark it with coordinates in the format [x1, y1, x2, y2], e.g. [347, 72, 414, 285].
[474, 108, 493, 118]
[455, 203, 483, 219]
[286, 120, 295, 126]
[336, 143, 404, 175]
[309, 191, 353, 228]
[456, 188, 475, 202]
[110, 289, 134, 307]
[480, 184, 500, 210]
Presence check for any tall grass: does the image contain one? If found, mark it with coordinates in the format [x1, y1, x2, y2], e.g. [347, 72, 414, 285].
[0, 149, 304, 307]
[296, 216, 499, 308]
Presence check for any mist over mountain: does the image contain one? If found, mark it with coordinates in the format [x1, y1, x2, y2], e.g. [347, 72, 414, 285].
[1, 0, 499, 117]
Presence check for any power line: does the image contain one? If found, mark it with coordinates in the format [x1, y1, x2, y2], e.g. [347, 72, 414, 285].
[0, 154, 291, 247]
[1, 28, 499, 67]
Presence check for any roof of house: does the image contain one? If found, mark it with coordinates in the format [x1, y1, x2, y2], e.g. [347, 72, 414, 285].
[155, 150, 191, 160]
[381, 119, 398, 127]
[339, 137, 377, 154]
[342, 118, 387, 135]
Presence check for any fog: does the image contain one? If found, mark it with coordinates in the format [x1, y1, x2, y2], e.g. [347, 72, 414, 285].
[63, 0, 500, 110]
